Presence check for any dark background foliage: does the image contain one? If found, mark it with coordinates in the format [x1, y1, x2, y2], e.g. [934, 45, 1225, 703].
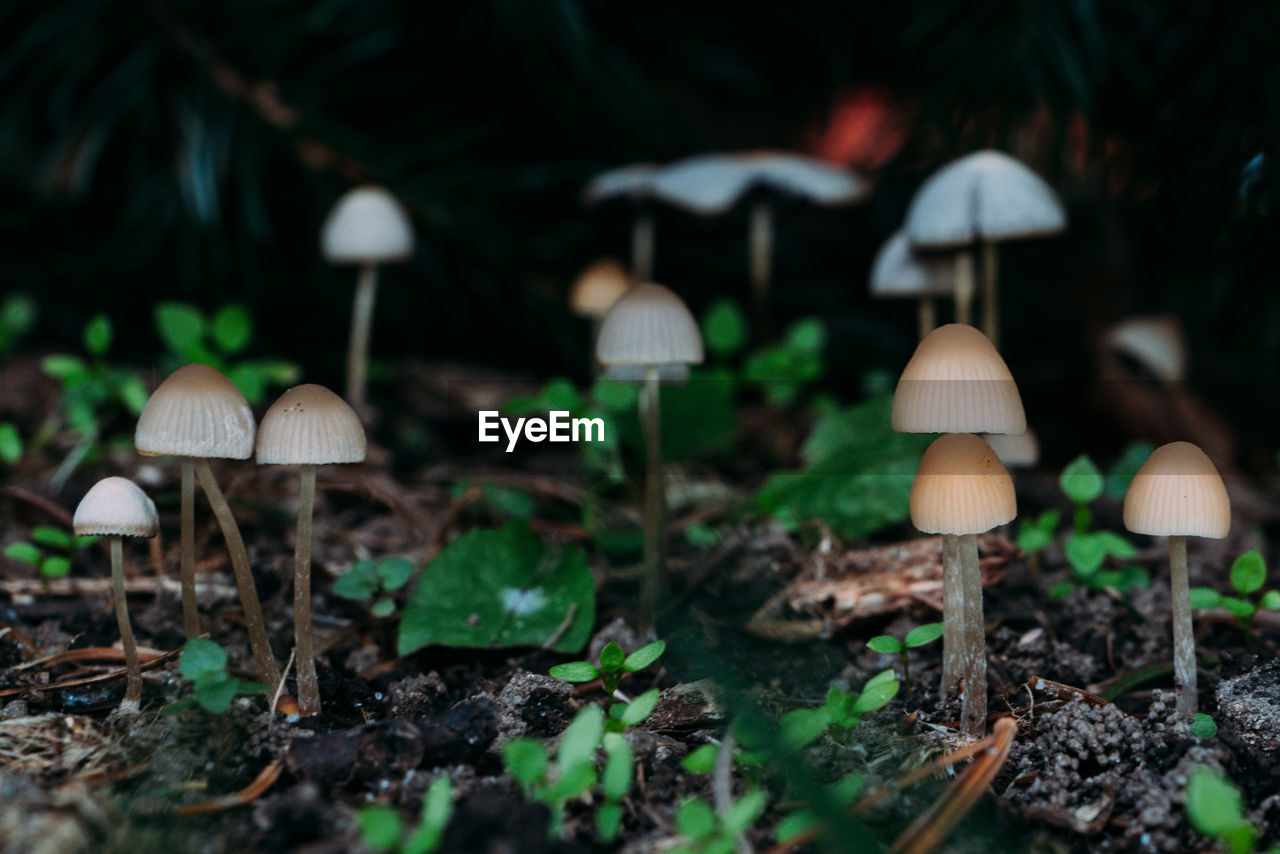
[2, 0, 1278, 453]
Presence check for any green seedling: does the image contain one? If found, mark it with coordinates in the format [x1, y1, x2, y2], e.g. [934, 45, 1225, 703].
[774, 773, 865, 846]
[1016, 509, 1059, 573]
[0, 292, 37, 358]
[4, 526, 97, 582]
[169, 638, 268, 714]
[1189, 549, 1280, 645]
[550, 639, 664, 732]
[154, 302, 299, 405]
[743, 317, 826, 409]
[672, 789, 768, 854]
[357, 776, 454, 854]
[1184, 767, 1264, 854]
[333, 556, 414, 618]
[1191, 713, 1218, 739]
[0, 422, 23, 465]
[866, 623, 944, 688]
[776, 669, 900, 752]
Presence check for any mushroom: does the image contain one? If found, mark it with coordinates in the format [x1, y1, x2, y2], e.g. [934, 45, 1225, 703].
[904, 150, 1066, 347]
[321, 185, 415, 412]
[570, 258, 634, 369]
[257, 384, 366, 716]
[983, 429, 1040, 470]
[1123, 441, 1230, 717]
[892, 324, 1025, 733]
[869, 229, 967, 338]
[596, 283, 703, 631]
[651, 151, 869, 336]
[134, 366, 279, 689]
[73, 477, 158, 712]
[909, 434, 1015, 734]
[584, 164, 660, 282]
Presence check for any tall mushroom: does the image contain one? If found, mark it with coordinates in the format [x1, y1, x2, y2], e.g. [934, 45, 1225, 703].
[904, 150, 1066, 347]
[321, 185, 415, 412]
[892, 324, 1025, 733]
[257, 384, 366, 716]
[869, 229, 966, 338]
[596, 283, 703, 632]
[584, 164, 660, 282]
[910, 434, 1016, 734]
[1122, 441, 1230, 717]
[73, 477, 158, 713]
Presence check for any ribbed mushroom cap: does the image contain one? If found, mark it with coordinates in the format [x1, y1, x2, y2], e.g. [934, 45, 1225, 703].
[570, 258, 632, 319]
[321, 186, 414, 264]
[1123, 442, 1230, 539]
[910, 433, 1017, 534]
[583, 163, 659, 204]
[1104, 316, 1187, 383]
[651, 151, 869, 215]
[74, 477, 158, 538]
[596, 283, 704, 369]
[256, 384, 366, 465]
[892, 324, 1026, 434]
[869, 229, 956, 298]
[905, 150, 1066, 249]
[983, 429, 1040, 469]
[135, 364, 255, 459]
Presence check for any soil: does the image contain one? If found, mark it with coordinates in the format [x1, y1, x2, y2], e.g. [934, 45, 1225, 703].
[1, 358, 1279, 853]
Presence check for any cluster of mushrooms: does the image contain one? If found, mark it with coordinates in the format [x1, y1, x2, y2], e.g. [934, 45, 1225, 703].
[74, 366, 366, 716]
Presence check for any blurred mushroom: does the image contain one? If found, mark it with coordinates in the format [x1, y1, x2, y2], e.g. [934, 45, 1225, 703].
[905, 151, 1066, 347]
[870, 229, 965, 338]
[321, 185, 414, 412]
[983, 429, 1040, 470]
[74, 477, 159, 713]
[584, 164, 659, 282]
[570, 258, 634, 368]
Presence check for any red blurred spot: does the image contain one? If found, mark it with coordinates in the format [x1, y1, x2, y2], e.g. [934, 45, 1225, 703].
[808, 88, 909, 171]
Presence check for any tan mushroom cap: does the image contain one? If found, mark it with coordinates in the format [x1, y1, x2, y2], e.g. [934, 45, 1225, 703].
[135, 364, 255, 459]
[892, 324, 1026, 434]
[1123, 441, 1230, 539]
[321, 185, 414, 264]
[596, 282, 704, 369]
[74, 477, 159, 538]
[256, 384, 366, 465]
[570, 258, 632, 319]
[910, 433, 1016, 534]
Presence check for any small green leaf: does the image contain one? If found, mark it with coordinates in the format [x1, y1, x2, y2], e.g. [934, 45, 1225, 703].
[681, 744, 718, 774]
[1191, 713, 1218, 739]
[725, 789, 768, 834]
[375, 557, 415, 591]
[116, 373, 150, 416]
[180, 637, 228, 682]
[702, 299, 749, 358]
[41, 354, 87, 381]
[372, 598, 396, 618]
[1048, 580, 1075, 600]
[544, 760, 596, 800]
[40, 556, 71, 578]
[852, 669, 900, 713]
[548, 661, 599, 682]
[785, 318, 825, 354]
[775, 810, 819, 843]
[0, 422, 22, 464]
[1261, 590, 1280, 610]
[1221, 596, 1255, 620]
[1188, 587, 1222, 610]
[502, 738, 548, 786]
[684, 523, 722, 548]
[211, 304, 253, 355]
[1065, 532, 1108, 576]
[194, 672, 239, 713]
[599, 641, 625, 673]
[420, 775, 454, 831]
[1229, 550, 1267, 596]
[779, 707, 830, 750]
[904, 622, 945, 648]
[620, 688, 660, 727]
[332, 564, 378, 600]
[866, 635, 903, 654]
[1185, 767, 1255, 853]
[601, 733, 634, 800]
[358, 804, 404, 852]
[675, 798, 717, 840]
[154, 302, 207, 360]
[83, 314, 113, 356]
[557, 705, 604, 769]
[596, 803, 624, 844]
[1060, 455, 1104, 505]
[4, 542, 41, 565]
[1016, 510, 1060, 553]
[622, 639, 665, 672]
[30, 526, 72, 549]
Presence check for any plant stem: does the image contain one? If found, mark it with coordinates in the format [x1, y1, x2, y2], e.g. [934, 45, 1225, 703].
[179, 460, 199, 638]
[631, 212, 655, 282]
[748, 201, 775, 341]
[900, 649, 911, 690]
[941, 534, 965, 696]
[194, 458, 280, 687]
[293, 464, 320, 716]
[1169, 535, 1197, 717]
[959, 533, 987, 735]
[638, 365, 664, 634]
[111, 537, 143, 712]
[980, 240, 999, 347]
[953, 252, 975, 326]
[916, 299, 936, 339]
[346, 262, 379, 411]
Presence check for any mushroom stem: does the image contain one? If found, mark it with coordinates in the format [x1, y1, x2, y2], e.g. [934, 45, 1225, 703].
[194, 458, 280, 687]
[345, 262, 379, 411]
[179, 460, 199, 638]
[294, 464, 320, 717]
[953, 252, 975, 326]
[980, 240, 999, 348]
[632, 212, 655, 283]
[110, 537, 143, 712]
[1169, 535, 1197, 717]
[959, 532, 987, 734]
[917, 299, 937, 339]
[638, 365, 664, 633]
[748, 201, 775, 341]
[940, 534, 965, 695]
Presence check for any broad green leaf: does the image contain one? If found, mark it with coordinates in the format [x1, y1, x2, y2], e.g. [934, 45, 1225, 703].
[358, 804, 404, 852]
[154, 303, 207, 360]
[1188, 587, 1222, 610]
[702, 299, 748, 358]
[622, 639, 665, 672]
[211, 304, 253, 354]
[675, 798, 717, 839]
[194, 672, 239, 713]
[502, 738, 548, 785]
[620, 688, 660, 727]
[599, 641, 625, 672]
[0, 422, 22, 464]
[557, 705, 604, 769]
[680, 744, 718, 774]
[83, 314, 112, 356]
[601, 733, 634, 800]
[1060, 455, 1104, 505]
[1229, 550, 1266, 595]
[548, 661, 599, 682]
[866, 635, 903, 654]
[4, 542, 41, 565]
[180, 637, 228, 681]
[904, 622, 945, 648]
[40, 556, 71, 578]
[30, 526, 72, 549]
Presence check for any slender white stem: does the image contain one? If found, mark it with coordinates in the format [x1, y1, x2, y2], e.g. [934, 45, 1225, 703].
[638, 366, 663, 634]
[346, 263, 379, 410]
[179, 460, 199, 638]
[981, 240, 1000, 347]
[1169, 535, 1196, 717]
[294, 464, 320, 717]
[959, 533, 987, 735]
[111, 537, 142, 712]
[749, 202, 775, 340]
[631, 213, 655, 283]
[917, 299, 937, 339]
[941, 534, 965, 695]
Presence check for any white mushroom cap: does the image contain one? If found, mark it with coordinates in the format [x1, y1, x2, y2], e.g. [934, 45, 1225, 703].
[1104, 316, 1187, 383]
[596, 282, 703, 370]
[135, 364, 255, 460]
[869, 229, 956, 298]
[256, 384, 367, 465]
[983, 429, 1040, 469]
[1123, 441, 1230, 539]
[892, 324, 1026, 434]
[74, 477, 159, 538]
[321, 186, 414, 264]
[905, 150, 1066, 249]
[651, 151, 870, 215]
[910, 433, 1017, 534]
[583, 163, 660, 204]
[569, 258, 632, 319]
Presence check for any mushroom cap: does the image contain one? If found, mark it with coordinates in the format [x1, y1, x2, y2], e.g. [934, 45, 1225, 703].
[910, 433, 1017, 534]
[983, 429, 1040, 469]
[74, 477, 158, 538]
[583, 163, 660, 204]
[596, 282, 704, 369]
[905, 150, 1066, 249]
[1104, 316, 1187, 383]
[256, 384, 367, 465]
[135, 364, 256, 459]
[570, 258, 632, 319]
[869, 229, 956, 298]
[321, 185, 414, 264]
[1123, 441, 1230, 538]
[892, 324, 1026, 434]
[651, 151, 870, 215]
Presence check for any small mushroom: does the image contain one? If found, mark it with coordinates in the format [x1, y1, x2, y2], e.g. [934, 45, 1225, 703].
[570, 258, 633, 370]
[910, 434, 1016, 734]
[596, 283, 703, 632]
[584, 164, 660, 282]
[905, 150, 1066, 346]
[321, 185, 414, 412]
[134, 365, 279, 685]
[257, 384, 367, 716]
[1123, 441, 1230, 717]
[73, 477, 159, 713]
[869, 229, 966, 338]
